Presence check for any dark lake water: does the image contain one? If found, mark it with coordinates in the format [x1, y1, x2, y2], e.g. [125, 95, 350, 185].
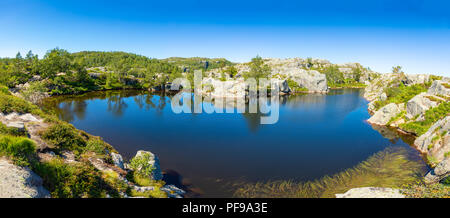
[43, 89, 425, 197]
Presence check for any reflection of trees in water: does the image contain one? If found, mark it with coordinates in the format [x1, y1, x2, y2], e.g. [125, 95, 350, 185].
[107, 93, 128, 118]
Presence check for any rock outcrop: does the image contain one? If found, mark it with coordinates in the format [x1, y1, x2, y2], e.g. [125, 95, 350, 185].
[427, 80, 450, 96]
[287, 69, 328, 93]
[130, 150, 163, 181]
[406, 93, 441, 119]
[335, 187, 405, 198]
[0, 159, 50, 198]
[403, 74, 430, 86]
[367, 103, 401, 125]
[424, 157, 450, 184]
[414, 116, 450, 163]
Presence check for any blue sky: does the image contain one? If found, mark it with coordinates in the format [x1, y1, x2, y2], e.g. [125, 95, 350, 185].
[1, 0, 449, 76]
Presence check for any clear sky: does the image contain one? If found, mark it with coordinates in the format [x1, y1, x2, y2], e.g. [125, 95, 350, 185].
[1, 0, 449, 76]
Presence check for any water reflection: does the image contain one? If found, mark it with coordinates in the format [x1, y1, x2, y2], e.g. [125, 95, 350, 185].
[41, 88, 426, 197]
[44, 89, 365, 128]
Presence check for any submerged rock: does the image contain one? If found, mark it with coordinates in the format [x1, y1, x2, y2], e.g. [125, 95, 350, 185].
[0, 159, 50, 198]
[335, 187, 405, 198]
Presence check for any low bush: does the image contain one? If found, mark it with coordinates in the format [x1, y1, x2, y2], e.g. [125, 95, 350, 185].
[0, 135, 36, 166]
[0, 92, 42, 115]
[40, 123, 87, 152]
[33, 158, 108, 198]
[400, 101, 450, 136]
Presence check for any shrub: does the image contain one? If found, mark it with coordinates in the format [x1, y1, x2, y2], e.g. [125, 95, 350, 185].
[86, 137, 108, 155]
[373, 83, 427, 111]
[33, 158, 108, 198]
[0, 135, 36, 166]
[0, 122, 27, 136]
[129, 152, 155, 178]
[41, 123, 86, 152]
[400, 102, 450, 136]
[0, 92, 42, 114]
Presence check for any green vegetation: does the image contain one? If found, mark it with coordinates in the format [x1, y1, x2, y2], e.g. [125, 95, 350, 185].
[33, 158, 109, 198]
[129, 152, 155, 179]
[318, 65, 366, 88]
[287, 78, 308, 92]
[41, 123, 87, 153]
[400, 101, 450, 136]
[0, 49, 191, 96]
[0, 135, 36, 166]
[162, 57, 233, 71]
[242, 56, 271, 80]
[402, 183, 450, 198]
[0, 89, 131, 198]
[372, 83, 428, 111]
[233, 147, 426, 198]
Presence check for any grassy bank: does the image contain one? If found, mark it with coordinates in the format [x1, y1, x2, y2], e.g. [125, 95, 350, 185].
[233, 147, 432, 198]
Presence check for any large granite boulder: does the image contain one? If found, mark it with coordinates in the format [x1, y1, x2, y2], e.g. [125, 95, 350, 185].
[427, 80, 450, 97]
[288, 69, 328, 93]
[335, 187, 405, 198]
[367, 103, 401, 125]
[414, 116, 450, 162]
[130, 150, 163, 181]
[403, 74, 430, 86]
[424, 157, 450, 184]
[406, 93, 440, 119]
[0, 159, 50, 198]
[201, 78, 247, 98]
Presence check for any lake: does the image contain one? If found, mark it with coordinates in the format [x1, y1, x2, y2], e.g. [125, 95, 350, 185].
[42, 89, 427, 197]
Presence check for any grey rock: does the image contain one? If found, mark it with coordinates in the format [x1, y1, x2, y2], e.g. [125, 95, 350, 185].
[289, 69, 328, 93]
[379, 93, 387, 101]
[18, 113, 40, 122]
[335, 187, 405, 198]
[0, 159, 50, 198]
[406, 93, 440, 119]
[427, 80, 450, 96]
[424, 158, 450, 184]
[414, 116, 450, 162]
[367, 103, 401, 125]
[6, 121, 25, 130]
[111, 152, 124, 169]
[403, 74, 430, 86]
[161, 185, 186, 198]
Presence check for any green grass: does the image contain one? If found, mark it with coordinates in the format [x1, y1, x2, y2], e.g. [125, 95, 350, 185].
[233, 146, 426, 198]
[0, 135, 36, 166]
[400, 101, 450, 136]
